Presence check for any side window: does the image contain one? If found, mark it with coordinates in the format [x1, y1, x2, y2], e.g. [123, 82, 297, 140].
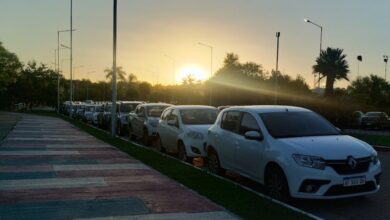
[239, 113, 260, 135]
[221, 111, 242, 133]
[161, 109, 172, 121]
[138, 107, 145, 116]
[169, 110, 179, 122]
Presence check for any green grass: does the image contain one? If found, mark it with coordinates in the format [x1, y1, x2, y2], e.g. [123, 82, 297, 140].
[28, 110, 311, 220]
[350, 134, 390, 147]
[0, 112, 21, 141]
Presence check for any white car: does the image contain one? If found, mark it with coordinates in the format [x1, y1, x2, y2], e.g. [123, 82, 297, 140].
[206, 106, 381, 200]
[84, 104, 95, 123]
[117, 101, 143, 135]
[92, 104, 104, 126]
[157, 105, 218, 161]
[128, 103, 173, 145]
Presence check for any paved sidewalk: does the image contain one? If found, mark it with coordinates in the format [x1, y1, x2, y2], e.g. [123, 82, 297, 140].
[0, 114, 236, 220]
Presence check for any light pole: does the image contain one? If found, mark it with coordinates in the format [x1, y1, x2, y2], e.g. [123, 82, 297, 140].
[69, 0, 74, 112]
[164, 54, 176, 85]
[275, 32, 280, 105]
[197, 42, 213, 105]
[384, 55, 388, 81]
[111, 0, 118, 137]
[357, 55, 362, 77]
[304, 18, 323, 88]
[85, 71, 95, 100]
[57, 29, 76, 113]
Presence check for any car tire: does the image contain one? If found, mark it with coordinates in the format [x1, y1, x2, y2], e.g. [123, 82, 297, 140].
[154, 135, 165, 153]
[143, 128, 151, 146]
[128, 124, 137, 141]
[178, 142, 191, 163]
[207, 149, 225, 175]
[264, 165, 290, 202]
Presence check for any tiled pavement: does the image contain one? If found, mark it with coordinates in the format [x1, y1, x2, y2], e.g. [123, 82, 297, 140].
[0, 114, 236, 220]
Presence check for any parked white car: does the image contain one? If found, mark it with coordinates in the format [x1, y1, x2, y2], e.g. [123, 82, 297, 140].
[206, 106, 381, 200]
[117, 101, 143, 135]
[84, 104, 95, 123]
[157, 105, 218, 161]
[92, 104, 104, 126]
[128, 103, 173, 145]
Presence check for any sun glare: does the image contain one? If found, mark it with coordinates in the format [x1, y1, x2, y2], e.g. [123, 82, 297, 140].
[177, 65, 207, 83]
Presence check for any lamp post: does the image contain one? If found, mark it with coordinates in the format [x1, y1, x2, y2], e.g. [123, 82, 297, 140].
[197, 42, 213, 105]
[69, 0, 74, 113]
[111, 0, 118, 137]
[357, 55, 362, 77]
[57, 29, 76, 113]
[164, 54, 176, 85]
[304, 18, 323, 88]
[85, 71, 95, 100]
[275, 32, 280, 105]
[384, 55, 388, 81]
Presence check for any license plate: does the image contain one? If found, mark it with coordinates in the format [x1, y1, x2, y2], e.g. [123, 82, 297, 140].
[343, 176, 366, 187]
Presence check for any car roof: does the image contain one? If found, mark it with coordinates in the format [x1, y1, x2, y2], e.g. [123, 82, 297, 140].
[223, 105, 311, 114]
[139, 103, 173, 107]
[170, 105, 217, 110]
[119, 101, 143, 104]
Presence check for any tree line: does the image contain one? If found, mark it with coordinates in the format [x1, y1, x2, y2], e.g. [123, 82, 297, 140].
[1, 41, 389, 127]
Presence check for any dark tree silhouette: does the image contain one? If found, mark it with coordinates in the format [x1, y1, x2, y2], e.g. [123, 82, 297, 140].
[104, 66, 127, 82]
[313, 47, 350, 96]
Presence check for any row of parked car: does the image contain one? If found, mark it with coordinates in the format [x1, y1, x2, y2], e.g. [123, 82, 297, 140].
[60, 101, 382, 201]
[354, 111, 390, 130]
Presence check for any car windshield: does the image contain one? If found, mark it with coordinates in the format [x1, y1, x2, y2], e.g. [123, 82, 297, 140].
[86, 106, 95, 112]
[120, 103, 138, 112]
[365, 112, 383, 117]
[147, 105, 170, 117]
[180, 109, 218, 125]
[95, 106, 103, 112]
[259, 111, 341, 138]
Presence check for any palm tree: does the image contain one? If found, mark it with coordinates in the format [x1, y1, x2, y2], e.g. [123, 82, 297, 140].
[313, 47, 349, 96]
[104, 66, 127, 82]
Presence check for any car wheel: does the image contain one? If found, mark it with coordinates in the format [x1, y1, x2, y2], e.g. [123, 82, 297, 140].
[142, 128, 151, 146]
[208, 149, 225, 175]
[128, 124, 137, 141]
[265, 165, 290, 202]
[178, 142, 191, 163]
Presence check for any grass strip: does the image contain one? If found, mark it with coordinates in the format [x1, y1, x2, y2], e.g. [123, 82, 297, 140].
[0, 112, 21, 141]
[29, 110, 311, 220]
[349, 134, 390, 147]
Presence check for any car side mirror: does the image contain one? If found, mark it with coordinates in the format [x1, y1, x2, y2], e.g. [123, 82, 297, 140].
[244, 130, 263, 141]
[167, 119, 178, 127]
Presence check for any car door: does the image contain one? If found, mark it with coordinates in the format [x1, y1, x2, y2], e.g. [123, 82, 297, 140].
[134, 106, 146, 136]
[235, 112, 266, 180]
[218, 111, 242, 171]
[164, 109, 181, 152]
[158, 109, 172, 148]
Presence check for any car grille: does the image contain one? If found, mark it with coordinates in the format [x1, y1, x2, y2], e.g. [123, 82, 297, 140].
[325, 156, 371, 175]
[324, 181, 377, 196]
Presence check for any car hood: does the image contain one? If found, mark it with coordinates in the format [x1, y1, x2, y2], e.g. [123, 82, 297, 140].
[185, 124, 213, 136]
[277, 135, 374, 160]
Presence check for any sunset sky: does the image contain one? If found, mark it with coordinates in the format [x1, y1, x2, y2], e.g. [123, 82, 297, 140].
[1, 0, 390, 88]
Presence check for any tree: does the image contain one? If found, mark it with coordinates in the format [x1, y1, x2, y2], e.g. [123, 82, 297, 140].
[128, 73, 137, 83]
[182, 74, 197, 85]
[348, 75, 390, 107]
[104, 66, 127, 82]
[0, 42, 22, 95]
[313, 47, 350, 96]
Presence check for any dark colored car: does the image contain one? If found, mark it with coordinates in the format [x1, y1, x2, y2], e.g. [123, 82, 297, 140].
[361, 112, 390, 129]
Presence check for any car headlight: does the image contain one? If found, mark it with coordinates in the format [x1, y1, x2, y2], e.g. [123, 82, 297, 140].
[292, 154, 326, 170]
[187, 131, 204, 140]
[371, 153, 379, 165]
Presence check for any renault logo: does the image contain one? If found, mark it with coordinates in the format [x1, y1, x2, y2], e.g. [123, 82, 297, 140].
[347, 156, 357, 170]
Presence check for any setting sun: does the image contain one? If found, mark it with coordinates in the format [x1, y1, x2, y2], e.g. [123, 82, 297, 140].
[177, 65, 208, 83]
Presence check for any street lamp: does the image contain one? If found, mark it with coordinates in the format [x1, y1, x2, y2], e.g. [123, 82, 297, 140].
[69, 0, 73, 112]
[357, 55, 362, 77]
[197, 42, 213, 105]
[304, 18, 323, 88]
[56, 29, 76, 113]
[111, 0, 118, 137]
[384, 55, 388, 81]
[164, 54, 176, 85]
[275, 32, 280, 105]
[85, 71, 95, 100]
